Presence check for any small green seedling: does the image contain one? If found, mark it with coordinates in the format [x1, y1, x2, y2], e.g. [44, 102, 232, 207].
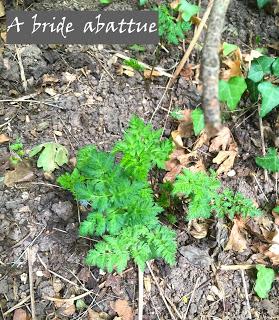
[29, 142, 69, 173]
[58, 116, 176, 273]
[254, 265, 275, 298]
[123, 58, 144, 72]
[9, 139, 25, 166]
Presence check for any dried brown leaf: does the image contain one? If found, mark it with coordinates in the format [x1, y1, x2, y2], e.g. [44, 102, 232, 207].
[4, 161, 34, 187]
[180, 64, 194, 80]
[221, 59, 242, 80]
[213, 144, 238, 175]
[144, 69, 161, 79]
[42, 74, 59, 84]
[13, 309, 30, 320]
[112, 300, 133, 320]
[88, 309, 109, 320]
[209, 127, 232, 152]
[144, 276, 152, 293]
[171, 130, 184, 148]
[225, 220, 247, 252]
[116, 65, 134, 77]
[0, 133, 10, 144]
[189, 220, 209, 239]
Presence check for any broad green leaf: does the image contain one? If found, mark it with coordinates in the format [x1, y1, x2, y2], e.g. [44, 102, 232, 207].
[223, 42, 238, 56]
[272, 58, 279, 77]
[257, 0, 272, 8]
[191, 108, 205, 135]
[246, 79, 259, 102]
[29, 144, 44, 157]
[139, 0, 148, 5]
[248, 56, 274, 83]
[254, 265, 275, 298]
[256, 148, 279, 173]
[30, 142, 69, 172]
[219, 76, 247, 110]
[274, 206, 279, 214]
[99, 0, 111, 4]
[179, 0, 199, 22]
[258, 81, 279, 117]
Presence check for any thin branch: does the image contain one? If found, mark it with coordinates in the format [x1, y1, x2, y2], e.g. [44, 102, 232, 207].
[201, 0, 231, 133]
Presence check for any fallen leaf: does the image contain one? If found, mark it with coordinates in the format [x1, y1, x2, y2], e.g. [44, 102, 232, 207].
[13, 309, 30, 320]
[221, 59, 242, 80]
[144, 69, 161, 79]
[225, 220, 247, 252]
[180, 64, 194, 80]
[116, 65, 134, 77]
[4, 161, 34, 187]
[55, 300, 75, 317]
[0, 1, 5, 17]
[190, 16, 202, 25]
[193, 130, 209, 150]
[171, 130, 184, 148]
[213, 142, 238, 175]
[189, 220, 209, 239]
[112, 300, 133, 320]
[265, 228, 279, 265]
[62, 71, 77, 83]
[42, 74, 59, 84]
[209, 127, 232, 152]
[0, 133, 10, 143]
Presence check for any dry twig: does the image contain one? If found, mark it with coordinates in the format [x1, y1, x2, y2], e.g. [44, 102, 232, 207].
[240, 270, 252, 320]
[27, 247, 37, 320]
[15, 45, 28, 92]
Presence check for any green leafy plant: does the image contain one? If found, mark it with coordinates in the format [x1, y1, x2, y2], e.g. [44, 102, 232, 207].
[222, 42, 238, 57]
[274, 206, 279, 214]
[219, 76, 247, 110]
[172, 169, 262, 221]
[178, 0, 199, 22]
[254, 265, 275, 298]
[256, 148, 279, 173]
[123, 58, 144, 72]
[191, 108, 205, 135]
[157, 5, 192, 45]
[29, 142, 69, 172]
[58, 116, 176, 272]
[247, 56, 278, 117]
[9, 139, 25, 166]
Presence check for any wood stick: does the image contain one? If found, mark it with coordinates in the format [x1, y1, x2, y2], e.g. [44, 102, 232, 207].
[27, 248, 37, 320]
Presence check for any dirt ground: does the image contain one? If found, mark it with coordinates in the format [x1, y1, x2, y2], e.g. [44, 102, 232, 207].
[0, 0, 279, 319]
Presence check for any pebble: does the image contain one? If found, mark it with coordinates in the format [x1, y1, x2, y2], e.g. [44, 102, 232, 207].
[227, 169, 236, 177]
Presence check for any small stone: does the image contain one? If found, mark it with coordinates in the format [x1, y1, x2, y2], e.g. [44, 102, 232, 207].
[20, 273, 28, 284]
[21, 191, 29, 200]
[37, 121, 49, 131]
[227, 169, 236, 177]
[53, 130, 63, 137]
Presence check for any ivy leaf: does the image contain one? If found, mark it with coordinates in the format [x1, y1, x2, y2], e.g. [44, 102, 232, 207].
[223, 42, 238, 57]
[99, 0, 111, 4]
[254, 265, 275, 298]
[274, 206, 279, 214]
[248, 56, 274, 83]
[272, 57, 279, 77]
[179, 0, 199, 22]
[29, 142, 69, 172]
[257, 0, 272, 9]
[139, 0, 148, 5]
[256, 148, 279, 173]
[258, 81, 279, 117]
[219, 76, 247, 110]
[246, 78, 259, 102]
[191, 108, 205, 136]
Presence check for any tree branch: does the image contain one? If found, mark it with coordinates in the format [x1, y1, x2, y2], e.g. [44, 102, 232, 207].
[201, 0, 231, 134]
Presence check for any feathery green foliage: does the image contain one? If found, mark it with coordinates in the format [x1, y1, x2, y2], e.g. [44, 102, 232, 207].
[172, 169, 262, 220]
[58, 116, 175, 272]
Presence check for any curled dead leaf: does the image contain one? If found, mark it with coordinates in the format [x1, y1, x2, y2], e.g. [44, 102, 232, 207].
[213, 142, 238, 175]
[221, 59, 242, 80]
[209, 127, 232, 152]
[225, 220, 247, 252]
[116, 65, 134, 77]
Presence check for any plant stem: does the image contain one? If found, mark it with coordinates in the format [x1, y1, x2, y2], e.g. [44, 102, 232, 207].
[138, 265, 144, 320]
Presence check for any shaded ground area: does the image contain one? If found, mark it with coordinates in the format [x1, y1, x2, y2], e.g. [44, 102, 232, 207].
[0, 0, 278, 319]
